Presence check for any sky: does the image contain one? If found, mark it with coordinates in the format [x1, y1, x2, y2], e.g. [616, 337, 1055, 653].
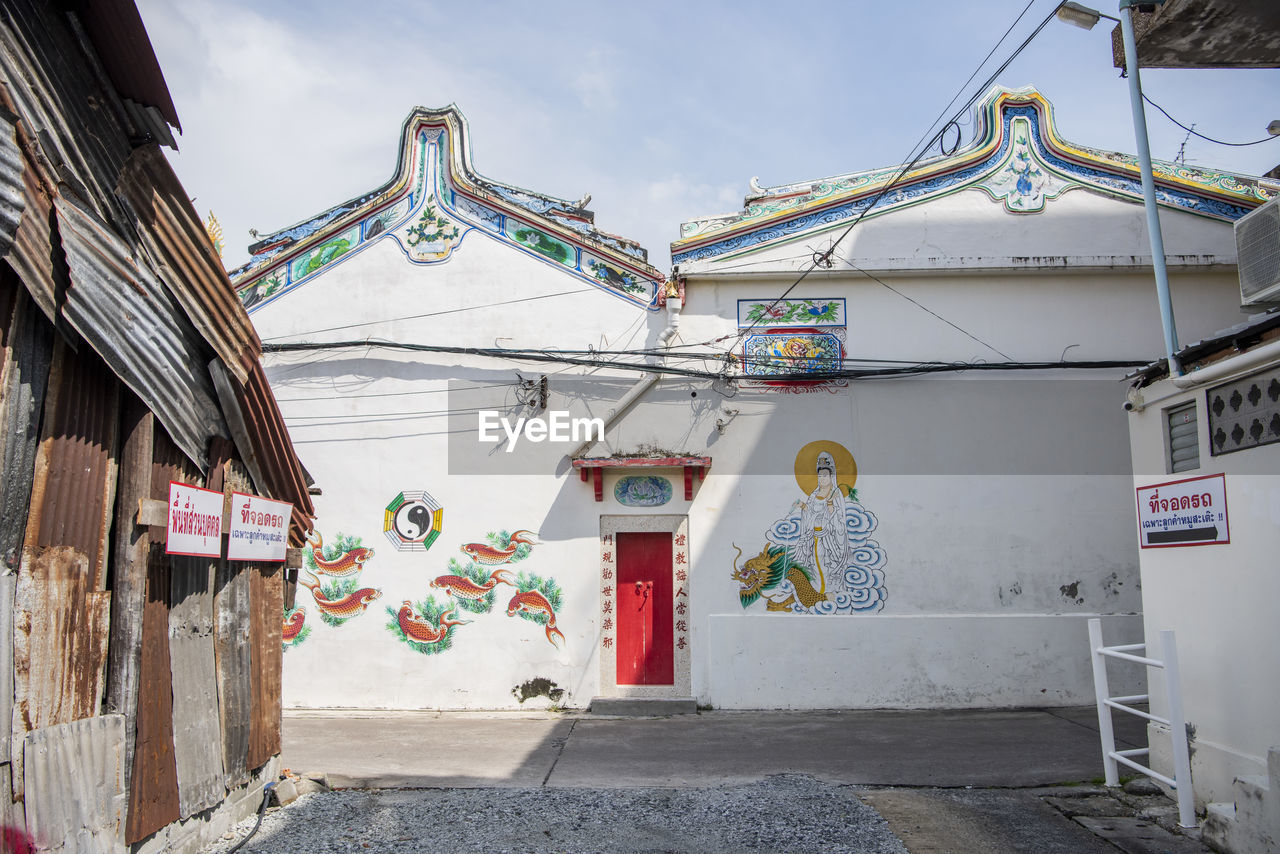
[135, 0, 1280, 274]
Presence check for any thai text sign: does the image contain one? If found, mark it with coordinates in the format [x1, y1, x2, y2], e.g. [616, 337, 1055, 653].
[167, 481, 224, 557]
[1136, 473, 1229, 548]
[228, 492, 291, 562]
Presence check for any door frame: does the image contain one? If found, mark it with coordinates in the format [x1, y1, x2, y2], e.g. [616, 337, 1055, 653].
[598, 515, 690, 699]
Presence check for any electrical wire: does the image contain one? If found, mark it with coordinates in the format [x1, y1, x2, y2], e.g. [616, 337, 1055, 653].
[274, 383, 511, 403]
[261, 286, 602, 341]
[261, 338, 1146, 382]
[731, 0, 1061, 350]
[838, 255, 1014, 360]
[1143, 94, 1280, 147]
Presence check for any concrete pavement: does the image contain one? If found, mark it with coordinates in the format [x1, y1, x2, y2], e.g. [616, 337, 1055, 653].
[281, 706, 1144, 790]
[266, 707, 1216, 853]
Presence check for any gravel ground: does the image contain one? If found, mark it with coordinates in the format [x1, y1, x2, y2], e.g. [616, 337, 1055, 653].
[202, 775, 907, 854]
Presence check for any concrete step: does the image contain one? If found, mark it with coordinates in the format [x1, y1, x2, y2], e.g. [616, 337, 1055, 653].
[589, 697, 698, 716]
[1236, 774, 1271, 799]
[1205, 801, 1235, 821]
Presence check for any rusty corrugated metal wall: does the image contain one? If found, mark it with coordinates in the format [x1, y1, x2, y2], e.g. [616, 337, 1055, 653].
[0, 1, 312, 850]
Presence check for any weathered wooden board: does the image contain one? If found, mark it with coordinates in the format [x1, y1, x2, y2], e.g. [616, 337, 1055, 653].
[213, 558, 250, 790]
[104, 394, 152, 793]
[11, 547, 111, 801]
[168, 555, 225, 818]
[246, 564, 282, 771]
[125, 551, 179, 845]
[213, 459, 253, 789]
[23, 714, 126, 853]
[0, 573, 13, 766]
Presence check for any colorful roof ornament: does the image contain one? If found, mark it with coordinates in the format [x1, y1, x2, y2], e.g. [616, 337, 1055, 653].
[231, 106, 664, 313]
[672, 86, 1275, 267]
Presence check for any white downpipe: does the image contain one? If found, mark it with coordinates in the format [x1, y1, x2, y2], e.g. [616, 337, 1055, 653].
[569, 294, 682, 458]
[1170, 338, 1280, 390]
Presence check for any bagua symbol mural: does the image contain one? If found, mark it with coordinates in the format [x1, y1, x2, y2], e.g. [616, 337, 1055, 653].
[384, 490, 444, 552]
[299, 531, 383, 627]
[731, 440, 887, 614]
[392, 530, 565, 653]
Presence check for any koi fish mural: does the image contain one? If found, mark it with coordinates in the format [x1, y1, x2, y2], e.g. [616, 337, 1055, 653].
[386, 596, 466, 655]
[306, 531, 374, 578]
[299, 570, 382, 625]
[397, 601, 470, 644]
[460, 530, 537, 565]
[731, 441, 887, 615]
[432, 567, 515, 602]
[282, 606, 310, 649]
[504, 570, 565, 648]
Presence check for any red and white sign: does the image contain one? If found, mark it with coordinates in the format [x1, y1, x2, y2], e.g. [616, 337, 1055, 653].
[166, 481, 224, 557]
[228, 492, 291, 562]
[1136, 473, 1229, 549]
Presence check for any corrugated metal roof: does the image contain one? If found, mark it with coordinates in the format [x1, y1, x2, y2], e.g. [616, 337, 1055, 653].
[0, 109, 24, 260]
[117, 144, 260, 384]
[1131, 308, 1280, 386]
[22, 714, 127, 853]
[0, 1, 137, 230]
[76, 0, 181, 134]
[54, 193, 227, 471]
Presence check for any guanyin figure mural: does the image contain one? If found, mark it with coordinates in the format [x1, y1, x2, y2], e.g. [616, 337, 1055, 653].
[731, 440, 887, 614]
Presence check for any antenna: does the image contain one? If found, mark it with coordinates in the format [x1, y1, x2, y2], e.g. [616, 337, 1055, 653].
[1174, 124, 1195, 164]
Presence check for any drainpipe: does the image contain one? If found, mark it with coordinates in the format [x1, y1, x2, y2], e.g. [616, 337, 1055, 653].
[1119, 0, 1181, 377]
[1170, 338, 1280, 390]
[569, 281, 682, 458]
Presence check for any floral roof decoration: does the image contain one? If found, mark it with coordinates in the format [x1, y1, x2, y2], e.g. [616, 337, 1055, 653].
[672, 86, 1275, 266]
[230, 106, 664, 313]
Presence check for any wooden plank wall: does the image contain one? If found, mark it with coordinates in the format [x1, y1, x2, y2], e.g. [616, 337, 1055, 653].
[246, 563, 282, 770]
[124, 427, 188, 843]
[124, 546, 179, 844]
[213, 455, 252, 789]
[167, 554, 225, 818]
[104, 392, 152, 794]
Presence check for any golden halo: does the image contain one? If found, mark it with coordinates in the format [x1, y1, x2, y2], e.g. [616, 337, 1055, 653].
[794, 440, 857, 496]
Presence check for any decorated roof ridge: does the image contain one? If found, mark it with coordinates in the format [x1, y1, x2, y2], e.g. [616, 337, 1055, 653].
[672, 85, 1275, 265]
[229, 105, 660, 283]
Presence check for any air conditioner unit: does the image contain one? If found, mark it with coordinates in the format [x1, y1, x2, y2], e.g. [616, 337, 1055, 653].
[1237, 195, 1280, 305]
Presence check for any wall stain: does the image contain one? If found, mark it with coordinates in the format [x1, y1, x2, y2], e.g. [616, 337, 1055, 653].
[1102, 572, 1123, 597]
[997, 581, 1022, 606]
[512, 677, 564, 705]
[1059, 581, 1084, 605]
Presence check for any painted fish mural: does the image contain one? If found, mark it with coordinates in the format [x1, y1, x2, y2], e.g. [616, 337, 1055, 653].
[386, 595, 467, 655]
[282, 606, 310, 649]
[299, 570, 382, 621]
[507, 589, 564, 648]
[307, 531, 375, 577]
[396, 601, 470, 644]
[461, 530, 537, 565]
[431, 567, 515, 600]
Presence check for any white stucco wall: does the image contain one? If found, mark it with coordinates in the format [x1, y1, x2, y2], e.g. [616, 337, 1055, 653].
[250, 163, 1252, 713]
[1127, 369, 1280, 807]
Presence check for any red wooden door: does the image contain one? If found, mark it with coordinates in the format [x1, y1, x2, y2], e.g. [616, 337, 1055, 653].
[616, 532, 674, 685]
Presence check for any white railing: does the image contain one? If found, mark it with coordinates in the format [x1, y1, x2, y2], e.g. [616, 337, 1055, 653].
[1087, 618, 1195, 828]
